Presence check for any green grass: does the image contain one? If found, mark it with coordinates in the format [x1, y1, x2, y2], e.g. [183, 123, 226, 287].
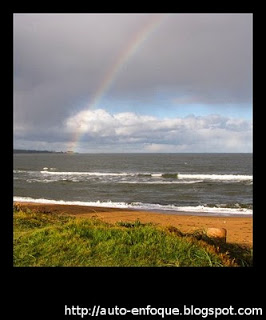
[13, 208, 252, 267]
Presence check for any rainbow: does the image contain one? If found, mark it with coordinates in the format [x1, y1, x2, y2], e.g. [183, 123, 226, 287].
[67, 14, 167, 152]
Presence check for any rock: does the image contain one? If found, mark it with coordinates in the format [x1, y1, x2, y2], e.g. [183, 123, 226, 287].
[206, 228, 227, 243]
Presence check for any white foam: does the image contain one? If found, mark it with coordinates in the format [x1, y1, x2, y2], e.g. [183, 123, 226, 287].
[13, 196, 252, 216]
[174, 205, 252, 215]
[40, 171, 130, 176]
[13, 197, 130, 208]
[178, 174, 252, 181]
[118, 180, 203, 184]
[38, 171, 252, 182]
[26, 179, 54, 183]
[151, 173, 162, 177]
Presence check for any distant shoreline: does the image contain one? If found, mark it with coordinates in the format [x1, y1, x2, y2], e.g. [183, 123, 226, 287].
[13, 149, 78, 154]
[14, 150, 252, 154]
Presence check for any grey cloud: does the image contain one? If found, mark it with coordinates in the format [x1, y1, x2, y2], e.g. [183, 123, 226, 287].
[14, 13, 252, 151]
[14, 14, 156, 127]
[114, 14, 252, 104]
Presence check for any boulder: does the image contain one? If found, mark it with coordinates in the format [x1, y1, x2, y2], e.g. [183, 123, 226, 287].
[206, 227, 227, 243]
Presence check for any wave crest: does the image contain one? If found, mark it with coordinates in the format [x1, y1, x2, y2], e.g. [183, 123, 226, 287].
[13, 196, 252, 216]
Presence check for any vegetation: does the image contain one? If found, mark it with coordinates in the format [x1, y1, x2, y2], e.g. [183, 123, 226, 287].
[13, 207, 252, 267]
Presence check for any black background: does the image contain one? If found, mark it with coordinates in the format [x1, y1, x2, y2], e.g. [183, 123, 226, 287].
[6, 7, 263, 319]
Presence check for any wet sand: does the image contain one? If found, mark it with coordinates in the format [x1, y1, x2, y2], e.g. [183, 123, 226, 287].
[14, 202, 253, 246]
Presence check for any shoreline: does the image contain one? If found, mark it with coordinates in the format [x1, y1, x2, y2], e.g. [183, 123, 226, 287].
[13, 197, 252, 217]
[14, 201, 253, 246]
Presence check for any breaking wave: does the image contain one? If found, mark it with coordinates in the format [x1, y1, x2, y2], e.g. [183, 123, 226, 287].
[178, 173, 252, 181]
[13, 196, 252, 216]
[38, 170, 252, 181]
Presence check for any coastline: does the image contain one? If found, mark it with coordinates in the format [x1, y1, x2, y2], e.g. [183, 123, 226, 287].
[14, 201, 253, 246]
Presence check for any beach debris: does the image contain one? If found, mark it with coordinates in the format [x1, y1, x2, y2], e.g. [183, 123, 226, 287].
[206, 228, 227, 243]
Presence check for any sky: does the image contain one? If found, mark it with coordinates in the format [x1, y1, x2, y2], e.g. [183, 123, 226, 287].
[14, 13, 253, 153]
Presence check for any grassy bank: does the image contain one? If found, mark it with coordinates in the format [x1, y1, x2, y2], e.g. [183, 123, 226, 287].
[13, 207, 252, 267]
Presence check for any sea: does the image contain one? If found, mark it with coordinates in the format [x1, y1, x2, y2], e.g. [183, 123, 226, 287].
[13, 153, 253, 217]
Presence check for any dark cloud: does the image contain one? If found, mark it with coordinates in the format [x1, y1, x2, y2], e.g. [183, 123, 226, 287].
[113, 14, 252, 104]
[14, 13, 252, 152]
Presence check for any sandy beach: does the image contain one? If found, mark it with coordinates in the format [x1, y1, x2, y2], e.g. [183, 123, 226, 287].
[14, 202, 252, 246]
